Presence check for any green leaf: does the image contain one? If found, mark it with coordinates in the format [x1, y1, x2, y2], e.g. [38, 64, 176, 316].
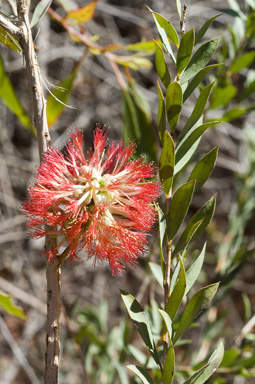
[230, 51, 255, 73]
[149, 262, 163, 288]
[183, 342, 224, 384]
[166, 81, 183, 132]
[173, 283, 219, 344]
[151, 11, 179, 47]
[210, 85, 237, 109]
[166, 256, 186, 320]
[150, 11, 177, 62]
[168, 180, 196, 241]
[195, 14, 222, 44]
[127, 365, 154, 384]
[122, 79, 157, 162]
[179, 82, 215, 141]
[159, 131, 175, 197]
[156, 204, 166, 277]
[0, 55, 34, 133]
[157, 82, 166, 144]
[177, 29, 195, 76]
[46, 67, 77, 127]
[30, 0, 52, 29]
[125, 39, 161, 51]
[163, 341, 175, 384]
[185, 243, 206, 294]
[188, 147, 218, 191]
[154, 41, 171, 88]
[180, 37, 221, 84]
[0, 26, 22, 52]
[173, 195, 216, 257]
[0, 293, 26, 319]
[183, 64, 223, 102]
[174, 137, 200, 175]
[175, 0, 182, 20]
[121, 290, 161, 368]
[158, 309, 172, 339]
[176, 121, 219, 164]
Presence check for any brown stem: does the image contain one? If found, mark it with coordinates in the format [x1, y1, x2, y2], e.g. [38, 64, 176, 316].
[15, 1, 60, 383]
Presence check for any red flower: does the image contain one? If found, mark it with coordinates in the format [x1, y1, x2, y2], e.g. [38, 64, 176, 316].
[22, 125, 160, 275]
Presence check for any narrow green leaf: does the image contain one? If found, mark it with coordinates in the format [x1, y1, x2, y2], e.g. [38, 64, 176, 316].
[127, 365, 154, 384]
[150, 11, 177, 62]
[176, 121, 219, 164]
[122, 79, 157, 162]
[154, 41, 171, 88]
[0, 26, 22, 52]
[175, 0, 182, 20]
[177, 29, 195, 75]
[188, 147, 218, 191]
[156, 204, 166, 277]
[149, 262, 163, 288]
[0, 293, 26, 319]
[173, 283, 219, 344]
[166, 256, 186, 320]
[158, 309, 172, 339]
[121, 290, 161, 368]
[230, 51, 255, 73]
[0, 55, 34, 133]
[46, 68, 77, 127]
[210, 85, 237, 109]
[183, 342, 224, 384]
[157, 82, 166, 144]
[180, 37, 221, 84]
[163, 341, 175, 384]
[30, 0, 52, 28]
[179, 82, 215, 141]
[166, 81, 183, 132]
[183, 64, 223, 102]
[173, 195, 216, 257]
[185, 243, 206, 295]
[159, 131, 175, 197]
[151, 11, 179, 47]
[195, 14, 222, 44]
[168, 180, 196, 241]
[174, 137, 200, 175]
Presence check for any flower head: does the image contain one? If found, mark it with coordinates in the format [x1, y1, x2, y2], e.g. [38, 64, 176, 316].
[22, 125, 160, 275]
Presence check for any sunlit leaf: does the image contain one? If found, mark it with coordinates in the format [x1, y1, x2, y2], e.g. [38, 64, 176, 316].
[30, 0, 52, 29]
[168, 180, 196, 241]
[183, 342, 224, 383]
[195, 14, 222, 44]
[0, 55, 33, 133]
[177, 29, 195, 76]
[166, 81, 183, 132]
[210, 85, 237, 109]
[188, 146, 218, 191]
[154, 41, 171, 88]
[159, 309, 172, 339]
[176, 121, 219, 164]
[125, 39, 161, 51]
[173, 283, 219, 344]
[156, 204, 166, 277]
[183, 64, 223, 102]
[127, 365, 154, 384]
[185, 243, 206, 294]
[179, 82, 215, 141]
[149, 262, 163, 288]
[173, 195, 216, 257]
[180, 37, 221, 84]
[67, 0, 98, 24]
[151, 10, 177, 62]
[0, 293, 26, 319]
[0, 26, 22, 52]
[159, 131, 175, 197]
[121, 290, 161, 368]
[151, 10, 179, 47]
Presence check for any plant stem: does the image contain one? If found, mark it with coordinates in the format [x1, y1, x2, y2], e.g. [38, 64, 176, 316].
[15, 2, 61, 383]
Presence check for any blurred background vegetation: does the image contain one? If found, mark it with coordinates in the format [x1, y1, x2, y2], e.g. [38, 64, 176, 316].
[0, 0, 254, 383]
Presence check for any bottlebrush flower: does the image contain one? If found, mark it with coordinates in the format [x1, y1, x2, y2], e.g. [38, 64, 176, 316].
[22, 125, 160, 275]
